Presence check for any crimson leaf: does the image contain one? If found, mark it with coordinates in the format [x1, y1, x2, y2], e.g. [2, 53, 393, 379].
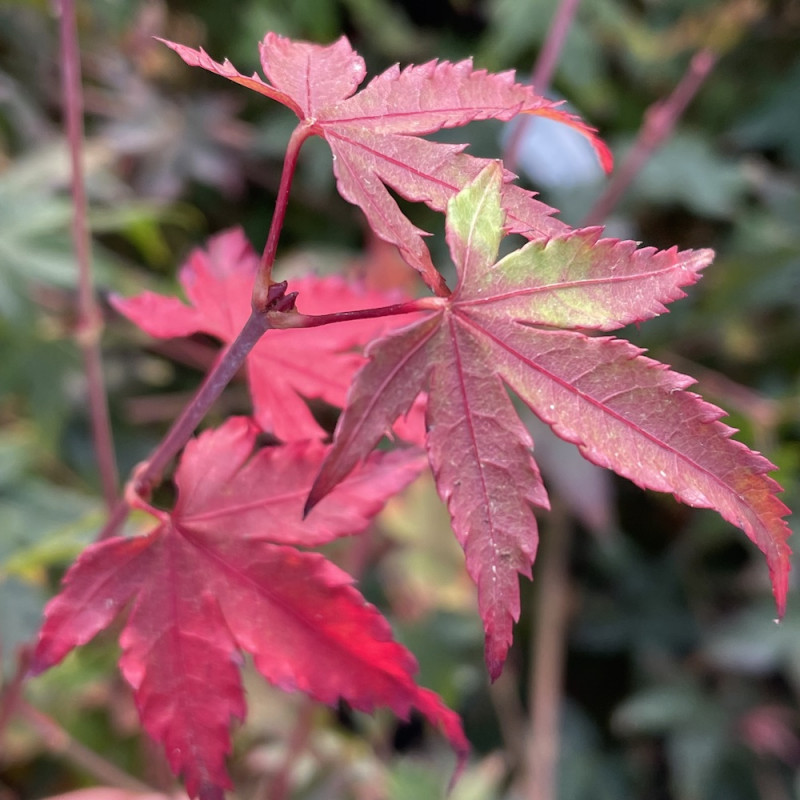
[159, 33, 612, 294]
[307, 164, 791, 679]
[112, 227, 411, 442]
[32, 419, 465, 799]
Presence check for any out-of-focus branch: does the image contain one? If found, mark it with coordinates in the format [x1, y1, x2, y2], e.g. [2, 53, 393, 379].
[522, 503, 573, 800]
[262, 701, 316, 800]
[583, 49, 716, 226]
[59, 0, 119, 508]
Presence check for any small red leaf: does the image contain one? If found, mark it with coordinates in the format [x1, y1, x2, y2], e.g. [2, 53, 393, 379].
[112, 228, 411, 441]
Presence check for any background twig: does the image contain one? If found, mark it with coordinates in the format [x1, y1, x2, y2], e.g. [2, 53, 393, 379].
[58, 0, 119, 508]
[523, 503, 573, 800]
[583, 49, 716, 225]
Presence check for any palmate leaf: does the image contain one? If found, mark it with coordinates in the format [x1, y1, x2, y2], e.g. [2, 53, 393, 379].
[308, 164, 791, 678]
[32, 419, 466, 799]
[160, 33, 612, 294]
[112, 228, 411, 442]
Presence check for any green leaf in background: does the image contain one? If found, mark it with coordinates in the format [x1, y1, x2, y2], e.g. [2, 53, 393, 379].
[0, 428, 102, 579]
[0, 478, 101, 575]
[704, 598, 800, 683]
[734, 56, 800, 168]
[0, 429, 101, 677]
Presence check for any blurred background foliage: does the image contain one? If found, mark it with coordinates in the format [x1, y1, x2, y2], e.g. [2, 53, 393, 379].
[1, 0, 799, 798]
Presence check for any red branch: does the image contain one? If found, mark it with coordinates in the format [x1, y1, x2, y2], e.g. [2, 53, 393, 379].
[98, 119, 317, 537]
[523, 505, 573, 800]
[583, 49, 716, 225]
[98, 309, 272, 539]
[270, 296, 442, 330]
[59, 0, 119, 508]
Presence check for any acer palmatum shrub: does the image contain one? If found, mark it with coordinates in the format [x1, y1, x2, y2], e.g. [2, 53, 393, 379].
[28, 30, 790, 800]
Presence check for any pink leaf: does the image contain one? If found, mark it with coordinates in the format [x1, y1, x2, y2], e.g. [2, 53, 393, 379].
[309, 164, 791, 676]
[480, 323, 791, 609]
[33, 420, 462, 798]
[160, 34, 611, 293]
[112, 228, 412, 441]
[41, 790, 185, 800]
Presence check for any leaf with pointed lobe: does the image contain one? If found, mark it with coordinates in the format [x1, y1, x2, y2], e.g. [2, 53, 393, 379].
[309, 164, 791, 677]
[456, 228, 714, 331]
[111, 228, 413, 442]
[32, 418, 463, 799]
[160, 33, 611, 293]
[424, 316, 550, 676]
[307, 316, 441, 509]
[174, 416, 426, 545]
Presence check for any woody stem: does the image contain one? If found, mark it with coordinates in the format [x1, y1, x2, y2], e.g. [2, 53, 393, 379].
[97, 309, 271, 539]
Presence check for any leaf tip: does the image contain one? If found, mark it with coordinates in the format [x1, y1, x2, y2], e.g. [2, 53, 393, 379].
[692, 247, 716, 270]
[303, 487, 321, 519]
[770, 552, 791, 620]
[595, 136, 614, 174]
[303, 455, 344, 517]
[486, 654, 505, 683]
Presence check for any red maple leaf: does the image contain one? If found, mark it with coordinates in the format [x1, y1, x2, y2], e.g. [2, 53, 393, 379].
[32, 418, 465, 799]
[159, 33, 612, 294]
[112, 228, 414, 442]
[307, 164, 792, 678]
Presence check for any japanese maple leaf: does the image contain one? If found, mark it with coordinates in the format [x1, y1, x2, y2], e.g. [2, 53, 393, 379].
[112, 227, 412, 442]
[307, 164, 792, 679]
[32, 418, 466, 799]
[159, 33, 612, 294]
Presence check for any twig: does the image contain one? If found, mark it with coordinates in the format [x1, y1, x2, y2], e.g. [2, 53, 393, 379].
[58, 0, 119, 509]
[504, 0, 583, 171]
[523, 503, 573, 800]
[487, 661, 527, 770]
[583, 49, 716, 226]
[271, 296, 440, 330]
[98, 118, 318, 539]
[98, 307, 273, 539]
